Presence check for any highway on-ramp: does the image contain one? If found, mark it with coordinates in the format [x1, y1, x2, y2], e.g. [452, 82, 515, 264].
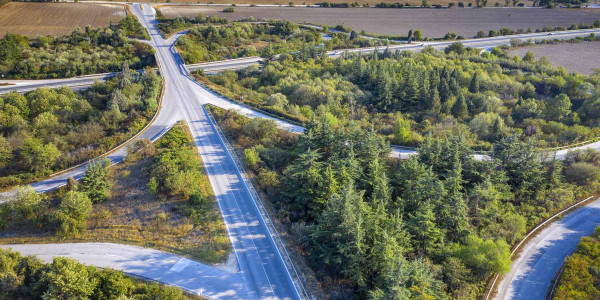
[494, 198, 600, 300]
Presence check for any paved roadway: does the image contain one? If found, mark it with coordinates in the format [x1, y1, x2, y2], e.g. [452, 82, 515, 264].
[1, 4, 303, 299]
[0, 243, 248, 299]
[494, 198, 600, 300]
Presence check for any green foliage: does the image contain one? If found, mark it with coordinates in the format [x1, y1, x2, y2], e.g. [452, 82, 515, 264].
[451, 235, 511, 278]
[148, 125, 204, 199]
[0, 248, 192, 299]
[11, 185, 46, 221]
[81, 158, 112, 203]
[0, 67, 160, 189]
[55, 191, 93, 236]
[553, 226, 600, 300]
[0, 28, 155, 79]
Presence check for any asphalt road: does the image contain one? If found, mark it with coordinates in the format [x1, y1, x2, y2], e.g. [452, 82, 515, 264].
[494, 198, 600, 300]
[0, 243, 248, 299]
[135, 4, 300, 299]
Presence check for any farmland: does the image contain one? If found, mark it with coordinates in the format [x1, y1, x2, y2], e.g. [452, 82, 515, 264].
[0, 2, 126, 37]
[509, 41, 600, 74]
[159, 5, 600, 38]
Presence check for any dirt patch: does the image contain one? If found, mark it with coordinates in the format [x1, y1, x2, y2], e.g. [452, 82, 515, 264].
[509, 41, 600, 75]
[0, 2, 126, 37]
[159, 6, 600, 38]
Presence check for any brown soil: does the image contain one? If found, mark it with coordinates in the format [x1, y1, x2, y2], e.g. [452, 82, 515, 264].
[509, 41, 600, 75]
[0, 2, 126, 37]
[158, 6, 600, 38]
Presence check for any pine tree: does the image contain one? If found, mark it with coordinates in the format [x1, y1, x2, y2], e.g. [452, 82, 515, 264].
[430, 87, 442, 115]
[408, 201, 444, 254]
[81, 158, 112, 203]
[441, 159, 469, 242]
[469, 72, 480, 93]
[451, 93, 469, 120]
[310, 182, 368, 288]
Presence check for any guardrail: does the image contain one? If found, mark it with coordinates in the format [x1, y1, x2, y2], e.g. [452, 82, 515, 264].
[204, 104, 311, 300]
[484, 195, 595, 300]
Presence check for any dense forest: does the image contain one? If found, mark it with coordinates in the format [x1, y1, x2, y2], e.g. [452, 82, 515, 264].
[210, 104, 600, 299]
[0, 66, 161, 189]
[0, 16, 154, 79]
[0, 248, 195, 299]
[200, 44, 600, 150]
[553, 225, 600, 299]
[176, 20, 391, 64]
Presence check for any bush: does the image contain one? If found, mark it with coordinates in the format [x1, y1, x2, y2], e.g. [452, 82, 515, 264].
[222, 7, 235, 12]
[81, 158, 113, 203]
[55, 191, 93, 236]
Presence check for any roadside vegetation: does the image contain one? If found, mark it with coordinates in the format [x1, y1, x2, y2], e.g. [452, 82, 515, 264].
[162, 17, 391, 63]
[0, 66, 161, 190]
[0, 248, 198, 300]
[198, 45, 600, 151]
[0, 16, 153, 79]
[210, 105, 600, 298]
[0, 123, 231, 265]
[552, 225, 600, 299]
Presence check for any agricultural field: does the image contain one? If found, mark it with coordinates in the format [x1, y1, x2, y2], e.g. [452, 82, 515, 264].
[158, 5, 600, 38]
[0, 2, 126, 37]
[509, 41, 600, 74]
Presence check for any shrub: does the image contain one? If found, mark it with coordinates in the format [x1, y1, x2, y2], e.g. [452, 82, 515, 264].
[55, 191, 93, 236]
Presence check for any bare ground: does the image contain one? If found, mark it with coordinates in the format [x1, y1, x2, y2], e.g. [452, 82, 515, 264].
[509, 41, 600, 75]
[158, 6, 600, 38]
[0, 2, 126, 37]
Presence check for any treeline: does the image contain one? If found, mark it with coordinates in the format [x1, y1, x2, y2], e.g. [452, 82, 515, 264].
[155, 10, 228, 35]
[205, 47, 600, 150]
[0, 19, 155, 79]
[553, 225, 600, 299]
[212, 106, 600, 299]
[0, 66, 160, 188]
[0, 248, 194, 299]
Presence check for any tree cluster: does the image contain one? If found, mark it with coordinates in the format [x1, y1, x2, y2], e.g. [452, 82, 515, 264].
[0, 66, 160, 188]
[206, 46, 600, 151]
[211, 106, 600, 299]
[0, 248, 191, 300]
[0, 22, 154, 79]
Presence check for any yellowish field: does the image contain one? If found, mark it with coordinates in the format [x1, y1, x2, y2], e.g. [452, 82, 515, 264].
[0, 2, 126, 37]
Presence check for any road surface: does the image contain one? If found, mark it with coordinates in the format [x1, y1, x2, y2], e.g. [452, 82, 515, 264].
[494, 198, 600, 300]
[0, 243, 248, 299]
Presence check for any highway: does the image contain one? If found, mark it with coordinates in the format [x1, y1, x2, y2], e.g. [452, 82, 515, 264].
[494, 198, 600, 300]
[1, 4, 304, 299]
[1, 6, 600, 299]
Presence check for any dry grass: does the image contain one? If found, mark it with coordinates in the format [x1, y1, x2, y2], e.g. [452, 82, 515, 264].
[0, 123, 231, 265]
[0, 2, 126, 37]
[509, 41, 600, 75]
[159, 5, 600, 38]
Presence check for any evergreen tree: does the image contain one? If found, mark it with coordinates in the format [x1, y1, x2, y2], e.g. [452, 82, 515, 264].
[81, 158, 112, 203]
[451, 93, 469, 120]
[469, 72, 480, 93]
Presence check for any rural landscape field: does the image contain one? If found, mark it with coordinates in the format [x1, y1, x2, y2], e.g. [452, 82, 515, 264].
[159, 5, 600, 38]
[2, 1, 600, 300]
[0, 2, 126, 37]
[510, 41, 600, 74]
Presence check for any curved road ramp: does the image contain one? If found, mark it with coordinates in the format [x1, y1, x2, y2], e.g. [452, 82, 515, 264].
[0, 243, 247, 299]
[494, 198, 600, 299]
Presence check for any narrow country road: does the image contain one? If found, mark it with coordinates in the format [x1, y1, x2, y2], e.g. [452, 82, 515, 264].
[494, 198, 600, 300]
